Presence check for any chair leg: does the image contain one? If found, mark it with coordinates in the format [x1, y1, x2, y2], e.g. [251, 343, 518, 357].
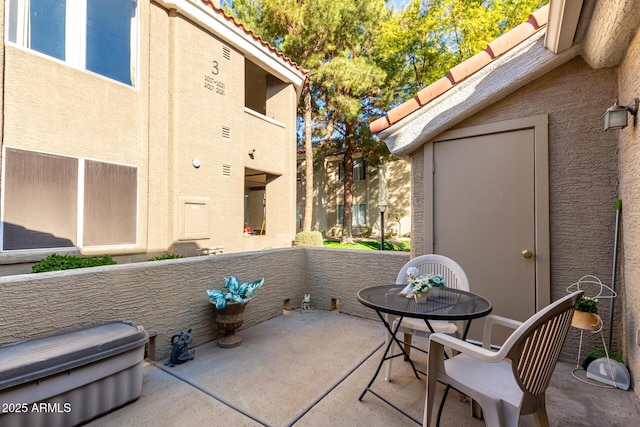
[404, 333, 412, 360]
[532, 400, 549, 427]
[423, 343, 444, 427]
[385, 338, 396, 382]
[470, 399, 482, 419]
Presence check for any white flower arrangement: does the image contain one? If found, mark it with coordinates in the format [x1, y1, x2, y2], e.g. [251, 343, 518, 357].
[405, 267, 446, 298]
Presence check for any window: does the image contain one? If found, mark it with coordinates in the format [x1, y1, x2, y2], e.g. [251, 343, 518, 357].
[83, 160, 137, 245]
[6, 0, 139, 86]
[2, 148, 138, 250]
[338, 160, 367, 181]
[2, 148, 78, 250]
[353, 160, 366, 181]
[338, 204, 367, 226]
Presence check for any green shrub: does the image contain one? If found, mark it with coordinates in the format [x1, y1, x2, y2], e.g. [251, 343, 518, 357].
[148, 254, 185, 261]
[32, 254, 117, 273]
[576, 296, 599, 314]
[361, 226, 372, 238]
[294, 231, 324, 247]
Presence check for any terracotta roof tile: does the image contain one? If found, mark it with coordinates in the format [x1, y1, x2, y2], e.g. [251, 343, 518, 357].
[387, 98, 421, 124]
[529, 6, 549, 29]
[449, 49, 493, 83]
[487, 20, 538, 58]
[371, 4, 549, 134]
[370, 116, 392, 134]
[415, 76, 455, 105]
[200, 1, 309, 77]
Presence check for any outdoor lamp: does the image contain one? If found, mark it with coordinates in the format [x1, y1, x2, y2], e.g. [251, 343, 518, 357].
[604, 98, 639, 130]
[378, 201, 387, 251]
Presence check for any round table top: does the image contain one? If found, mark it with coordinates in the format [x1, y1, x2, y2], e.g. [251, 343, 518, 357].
[357, 285, 492, 321]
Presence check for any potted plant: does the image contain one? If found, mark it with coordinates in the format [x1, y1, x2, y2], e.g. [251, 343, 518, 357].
[402, 267, 446, 303]
[206, 276, 264, 348]
[572, 296, 602, 331]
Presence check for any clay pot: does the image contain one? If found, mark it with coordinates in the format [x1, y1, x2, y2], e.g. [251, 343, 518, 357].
[571, 310, 602, 331]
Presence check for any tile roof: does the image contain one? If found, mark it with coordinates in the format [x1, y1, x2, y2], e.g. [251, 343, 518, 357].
[200, 1, 309, 77]
[370, 5, 549, 135]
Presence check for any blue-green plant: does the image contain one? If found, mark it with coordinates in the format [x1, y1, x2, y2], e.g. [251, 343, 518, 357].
[206, 276, 265, 309]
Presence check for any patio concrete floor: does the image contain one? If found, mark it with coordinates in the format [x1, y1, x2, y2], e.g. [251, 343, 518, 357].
[87, 310, 639, 426]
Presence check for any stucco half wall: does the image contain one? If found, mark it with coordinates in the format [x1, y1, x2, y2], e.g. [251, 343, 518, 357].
[0, 248, 409, 360]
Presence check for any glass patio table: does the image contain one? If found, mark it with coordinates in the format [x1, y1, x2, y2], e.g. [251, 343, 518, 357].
[357, 285, 492, 424]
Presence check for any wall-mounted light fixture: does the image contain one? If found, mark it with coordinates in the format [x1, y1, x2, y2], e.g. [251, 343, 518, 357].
[248, 149, 256, 159]
[604, 98, 639, 130]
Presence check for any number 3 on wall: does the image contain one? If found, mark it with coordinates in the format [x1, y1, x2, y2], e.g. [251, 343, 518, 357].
[211, 60, 219, 75]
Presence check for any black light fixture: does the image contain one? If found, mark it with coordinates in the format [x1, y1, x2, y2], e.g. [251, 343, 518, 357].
[378, 201, 387, 251]
[604, 98, 639, 130]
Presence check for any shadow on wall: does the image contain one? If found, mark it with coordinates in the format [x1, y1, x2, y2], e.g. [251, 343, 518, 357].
[2, 223, 74, 250]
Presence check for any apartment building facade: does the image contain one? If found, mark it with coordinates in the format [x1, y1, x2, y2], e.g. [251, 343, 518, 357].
[297, 153, 411, 239]
[0, 0, 306, 270]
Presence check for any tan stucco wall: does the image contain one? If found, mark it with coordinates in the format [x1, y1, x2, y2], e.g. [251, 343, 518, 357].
[617, 28, 640, 390]
[410, 57, 620, 358]
[0, 248, 408, 360]
[0, 1, 300, 264]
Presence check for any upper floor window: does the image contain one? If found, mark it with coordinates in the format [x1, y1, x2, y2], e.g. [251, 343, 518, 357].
[339, 160, 367, 182]
[6, 0, 139, 86]
[353, 160, 366, 181]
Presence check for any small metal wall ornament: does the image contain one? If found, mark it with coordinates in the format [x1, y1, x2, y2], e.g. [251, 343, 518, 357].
[165, 329, 196, 367]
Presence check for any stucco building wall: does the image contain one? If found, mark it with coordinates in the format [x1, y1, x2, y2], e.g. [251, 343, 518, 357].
[0, 1, 302, 270]
[617, 28, 640, 385]
[409, 57, 620, 356]
[297, 156, 411, 238]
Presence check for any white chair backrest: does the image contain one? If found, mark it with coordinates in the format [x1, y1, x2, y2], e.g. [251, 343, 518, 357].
[500, 291, 583, 407]
[396, 254, 470, 291]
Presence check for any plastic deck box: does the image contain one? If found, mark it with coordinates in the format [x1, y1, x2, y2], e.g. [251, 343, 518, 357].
[0, 320, 148, 427]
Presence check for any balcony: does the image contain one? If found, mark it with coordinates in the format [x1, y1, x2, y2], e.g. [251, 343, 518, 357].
[86, 309, 637, 426]
[1, 248, 637, 425]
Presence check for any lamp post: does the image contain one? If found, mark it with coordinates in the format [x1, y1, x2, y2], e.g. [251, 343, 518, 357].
[378, 201, 387, 251]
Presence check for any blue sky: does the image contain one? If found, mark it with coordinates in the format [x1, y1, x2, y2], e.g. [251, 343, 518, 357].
[222, 1, 410, 10]
[387, 0, 410, 10]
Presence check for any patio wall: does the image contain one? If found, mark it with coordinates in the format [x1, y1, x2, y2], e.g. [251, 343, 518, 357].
[0, 248, 408, 360]
[617, 27, 640, 391]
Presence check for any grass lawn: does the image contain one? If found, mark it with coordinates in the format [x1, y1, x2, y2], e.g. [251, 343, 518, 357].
[323, 238, 410, 251]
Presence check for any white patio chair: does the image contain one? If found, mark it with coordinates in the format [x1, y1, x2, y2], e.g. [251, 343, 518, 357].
[424, 290, 584, 427]
[385, 254, 470, 381]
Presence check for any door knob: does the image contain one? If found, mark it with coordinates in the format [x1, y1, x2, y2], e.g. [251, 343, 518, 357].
[521, 250, 533, 258]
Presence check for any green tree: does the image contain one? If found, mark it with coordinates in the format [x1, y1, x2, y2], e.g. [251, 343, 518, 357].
[376, 0, 548, 103]
[227, 0, 548, 243]
[228, 0, 392, 243]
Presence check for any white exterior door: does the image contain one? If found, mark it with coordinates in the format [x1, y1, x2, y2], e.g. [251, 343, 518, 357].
[424, 116, 550, 344]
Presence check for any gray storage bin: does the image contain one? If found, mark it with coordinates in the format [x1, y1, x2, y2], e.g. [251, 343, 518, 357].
[0, 320, 148, 427]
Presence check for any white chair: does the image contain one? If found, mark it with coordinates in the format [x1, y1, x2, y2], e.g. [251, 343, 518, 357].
[385, 254, 470, 381]
[423, 290, 584, 427]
